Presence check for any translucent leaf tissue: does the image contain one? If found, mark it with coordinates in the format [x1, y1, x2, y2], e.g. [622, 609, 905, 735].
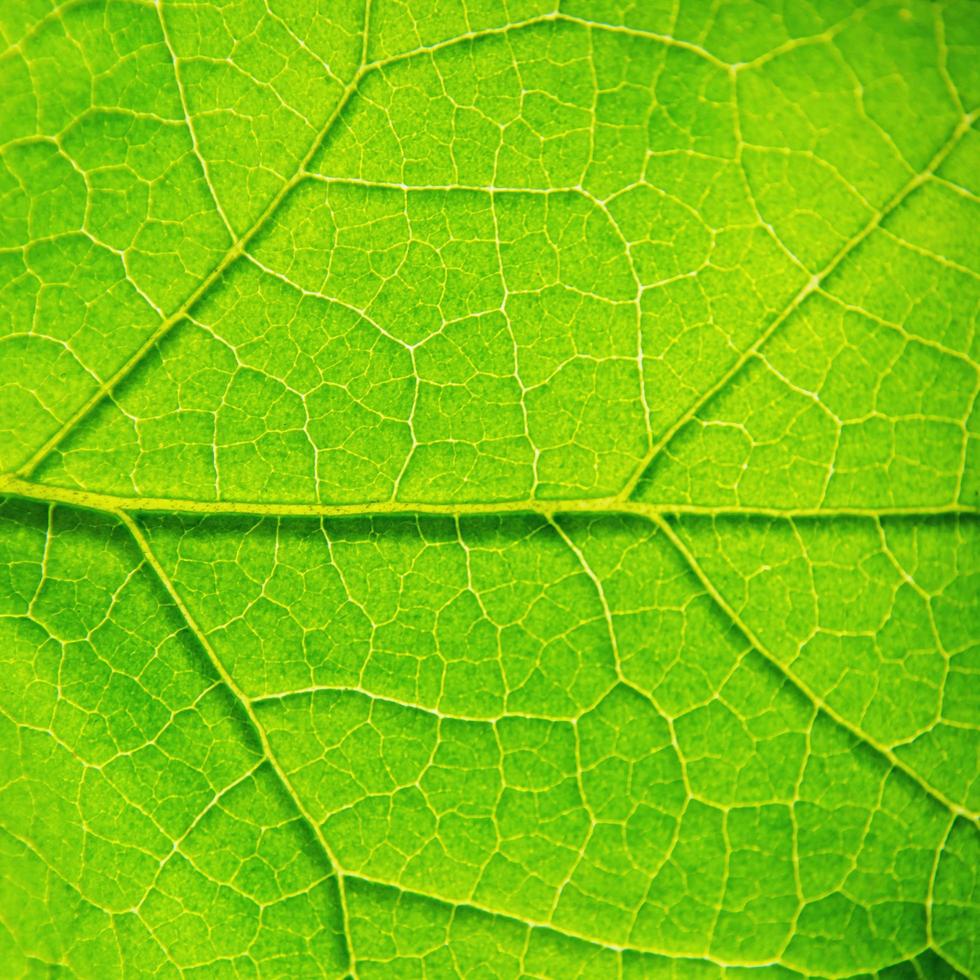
[0, 1, 977, 977]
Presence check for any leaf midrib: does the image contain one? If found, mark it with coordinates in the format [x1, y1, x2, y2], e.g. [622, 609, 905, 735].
[2, 476, 975, 520]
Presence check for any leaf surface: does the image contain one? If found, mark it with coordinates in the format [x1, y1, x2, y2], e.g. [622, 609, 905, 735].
[0, 1, 978, 977]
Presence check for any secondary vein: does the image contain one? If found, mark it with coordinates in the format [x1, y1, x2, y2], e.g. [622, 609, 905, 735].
[652, 513, 979, 826]
[617, 109, 979, 502]
[120, 510, 359, 974]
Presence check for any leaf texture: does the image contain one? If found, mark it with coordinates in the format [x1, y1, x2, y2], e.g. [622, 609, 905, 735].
[0, 0, 977, 977]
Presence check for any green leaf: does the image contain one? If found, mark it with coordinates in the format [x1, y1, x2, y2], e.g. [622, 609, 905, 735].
[0, 1, 977, 977]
